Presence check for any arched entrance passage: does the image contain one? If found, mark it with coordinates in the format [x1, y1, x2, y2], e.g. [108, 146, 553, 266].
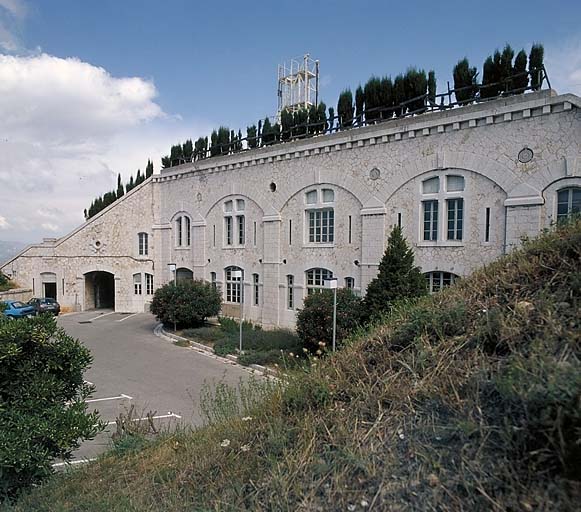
[84, 271, 115, 310]
[176, 267, 193, 283]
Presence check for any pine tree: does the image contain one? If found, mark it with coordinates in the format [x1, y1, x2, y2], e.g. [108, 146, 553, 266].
[337, 89, 354, 128]
[453, 58, 478, 105]
[529, 43, 544, 90]
[513, 49, 529, 93]
[364, 225, 427, 316]
[355, 85, 365, 125]
[116, 173, 124, 198]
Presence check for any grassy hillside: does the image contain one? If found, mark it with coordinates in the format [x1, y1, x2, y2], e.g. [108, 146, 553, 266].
[6, 222, 581, 511]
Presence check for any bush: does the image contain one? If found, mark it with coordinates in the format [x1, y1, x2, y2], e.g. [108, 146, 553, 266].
[0, 315, 102, 499]
[151, 280, 221, 328]
[296, 289, 367, 353]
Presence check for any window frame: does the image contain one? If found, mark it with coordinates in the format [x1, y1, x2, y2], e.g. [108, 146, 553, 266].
[138, 232, 149, 256]
[174, 214, 191, 248]
[305, 268, 333, 295]
[133, 273, 142, 295]
[425, 271, 458, 294]
[145, 273, 154, 295]
[224, 198, 246, 248]
[304, 187, 336, 246]
[287, 274, 294, 309]
[557, 187, 581, 222]
[225, 266, 243, 304]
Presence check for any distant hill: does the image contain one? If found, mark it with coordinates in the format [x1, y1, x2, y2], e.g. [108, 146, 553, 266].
[0, 240, 28, 266]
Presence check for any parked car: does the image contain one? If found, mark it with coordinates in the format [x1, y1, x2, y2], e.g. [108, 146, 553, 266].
[27, 297, 61, 316]
[0, 300, 37, 319]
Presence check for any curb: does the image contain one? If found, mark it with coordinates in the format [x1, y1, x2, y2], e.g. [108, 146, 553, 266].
[154, 325, 279, 379]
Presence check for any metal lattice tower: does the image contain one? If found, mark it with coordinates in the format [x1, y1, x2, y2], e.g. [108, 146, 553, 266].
[277, 54, 319, 119]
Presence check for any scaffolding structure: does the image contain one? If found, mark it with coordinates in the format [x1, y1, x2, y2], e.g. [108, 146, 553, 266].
[277, 54, 319, 119]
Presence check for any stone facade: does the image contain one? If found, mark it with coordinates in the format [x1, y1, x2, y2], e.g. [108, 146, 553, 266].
[2, 90, 581, 326]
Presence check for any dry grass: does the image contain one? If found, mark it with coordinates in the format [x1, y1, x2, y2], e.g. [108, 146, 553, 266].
[5, 221, 581, 511]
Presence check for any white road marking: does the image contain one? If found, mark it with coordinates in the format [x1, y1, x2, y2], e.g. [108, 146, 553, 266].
[106, 412, 182, 426]
[52, 458, 96, 468]
[117, 313, 139, 322]
[86, 394, 133, 403]
[87, 311, 116, 322]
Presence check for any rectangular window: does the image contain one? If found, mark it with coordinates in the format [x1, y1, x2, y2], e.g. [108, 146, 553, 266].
[237, 215, 245, 245]
[289, 219, 292, 245]
[287, 275, 294, 309]
[447, 198, 463, 240]
[308, 209, 334, 243]
[185, 217, 191, 246]
[145, 273, 154, 295]
[225, 217, 233, 245]
[423, 200, 438, 241]
[213, 224, 216, 247]
[345, 277, 355, 289]
[210, 272, 217, 289]
[348, 215, 352, 244]
[138, 233, 148, 256]
[133, 274, 142, 295]
[253, 273, 259, 306]
[398, 212, 402, 229]
[253, 221, 257, 246]
[485, 207, 490, 242]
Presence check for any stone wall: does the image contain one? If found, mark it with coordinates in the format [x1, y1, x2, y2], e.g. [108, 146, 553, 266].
[2, 90, 581, 326]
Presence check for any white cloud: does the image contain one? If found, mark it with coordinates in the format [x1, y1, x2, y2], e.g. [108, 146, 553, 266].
[0, 216, 9, 229]
[546, 37, 581, 96]
[0, 53, 210, 242]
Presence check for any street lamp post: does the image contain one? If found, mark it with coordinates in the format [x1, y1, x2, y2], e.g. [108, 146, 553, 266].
[231, 269, 244, 353]
[324, 278, 338, 352]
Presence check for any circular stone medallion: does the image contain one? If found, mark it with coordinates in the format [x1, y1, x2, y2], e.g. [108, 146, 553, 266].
[518, 147, 534, 163]
[369, 167, 381, 180]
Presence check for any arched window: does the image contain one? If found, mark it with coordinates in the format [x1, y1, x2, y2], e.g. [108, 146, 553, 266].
[225, 266, 243, 303]
[145, 273, 154, 295]
[305, 188, 335, 244]
[345, 277, 355, 290]
[138, 232, 148, 256]
[424, 271, 459, 294]
[133, 273, 142, 295]
[174, 215, 191, 247]
[557, 187, 581, 222]
[176, 267, 193, 283]
[224, 199, 245, 246]
[306, 268, 333, 295]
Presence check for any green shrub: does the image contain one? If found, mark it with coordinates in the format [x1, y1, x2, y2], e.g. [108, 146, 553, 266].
[213, 336, 238, 356]
[182, 326, 220, 342]
[296, 289, 367, 353]
[218, 316, 254, 334]
[238, 349, 283, 367]
[0, 315, 102, 499]
[151, 280, 221, 328]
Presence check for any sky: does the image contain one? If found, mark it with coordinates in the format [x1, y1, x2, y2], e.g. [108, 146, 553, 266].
[1, 0, 581, 242]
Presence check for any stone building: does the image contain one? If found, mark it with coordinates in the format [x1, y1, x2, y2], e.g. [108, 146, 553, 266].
[2, 90, 581, 327]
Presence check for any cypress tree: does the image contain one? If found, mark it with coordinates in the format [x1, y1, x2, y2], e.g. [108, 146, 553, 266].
[136, 169, 143, 185]
[247, 125, 258, 149]
[453, 58, 478, 105]
[393, 74, 406, 116]
[262, 117, 272, 145]
[182, 139, 193, 161]
[127, 176, 134, 192]
[404, 68, 428, 114]
[513, 49, 529, 93]
[499, 44, 515, 92]
[258, 120, 262, 146]
[271, 122, 281, 144]
[281, 109, 293, 141]
[161, 155, 171, 168]
[355, 85, 365, 125]
[379, 76, 393, 120]
[364, 76, 382, 123]
[327, 107, 335, 133]
[145, 159, 154, 178]
[308, 104, 318, 135]
[230, 130, 236, 153]
[428, 70, 436, 104]
[316, 102, 327, 134]
[529, 43, 544, 90]
[364, 225, 427, 317]
[337, 89, 354, 128]
[116, 173, 124, 198]
[210, 130, 219, 157]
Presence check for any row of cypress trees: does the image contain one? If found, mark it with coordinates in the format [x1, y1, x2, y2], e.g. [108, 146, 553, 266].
[84, 160, 154, 220]
[160, 42, 545, 167]
[453, 43, 544, 104]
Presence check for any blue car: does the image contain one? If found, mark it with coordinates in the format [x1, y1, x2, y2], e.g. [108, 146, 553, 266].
[0, 300, 37, 319]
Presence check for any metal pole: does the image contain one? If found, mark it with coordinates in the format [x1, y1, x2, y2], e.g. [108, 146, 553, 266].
[332, 287, 337, 352]
[239, 272, 243, 353]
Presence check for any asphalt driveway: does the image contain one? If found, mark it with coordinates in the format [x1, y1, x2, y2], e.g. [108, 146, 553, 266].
[55, 311, 252, 464]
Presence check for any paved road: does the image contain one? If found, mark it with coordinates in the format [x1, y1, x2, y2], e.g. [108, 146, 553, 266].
[55, 311, 251, 464]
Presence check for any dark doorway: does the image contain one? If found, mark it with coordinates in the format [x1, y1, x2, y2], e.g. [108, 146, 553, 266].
[43, 282, 57, 300]
[84, 271, 115, 309]
[176, 267, 193, 283]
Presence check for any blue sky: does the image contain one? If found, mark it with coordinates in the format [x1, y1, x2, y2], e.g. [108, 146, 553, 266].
[1, 0, 581, 242]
